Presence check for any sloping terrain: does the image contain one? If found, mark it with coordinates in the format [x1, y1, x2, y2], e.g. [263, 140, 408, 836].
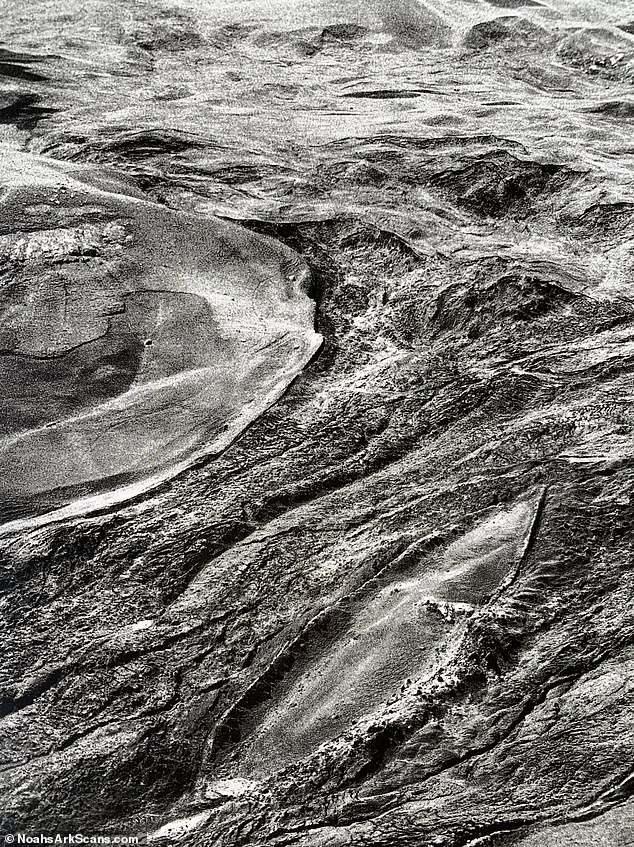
[1, 1, 634, 845]
[0, 150, 320, 529]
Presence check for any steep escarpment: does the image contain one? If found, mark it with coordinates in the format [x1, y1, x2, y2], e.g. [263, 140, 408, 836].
[1, 1, 634, 846]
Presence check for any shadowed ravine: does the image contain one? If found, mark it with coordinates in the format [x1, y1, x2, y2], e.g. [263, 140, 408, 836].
[1, 1, 634, 846]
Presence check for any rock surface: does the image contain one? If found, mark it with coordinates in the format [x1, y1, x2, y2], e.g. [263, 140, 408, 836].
[0, 150, 319, 529]
[1, 1, 634, 845]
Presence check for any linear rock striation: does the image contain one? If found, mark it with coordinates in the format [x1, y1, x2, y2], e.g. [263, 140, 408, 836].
[1, 1, 634, 845]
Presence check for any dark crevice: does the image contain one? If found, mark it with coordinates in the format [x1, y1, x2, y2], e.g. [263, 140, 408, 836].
[0, 664, 67, 719]
[0, 63, 48, 82]
[0, 94, 58, 130]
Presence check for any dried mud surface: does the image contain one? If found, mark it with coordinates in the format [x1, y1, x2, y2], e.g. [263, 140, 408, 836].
[1, 1, 634, 845]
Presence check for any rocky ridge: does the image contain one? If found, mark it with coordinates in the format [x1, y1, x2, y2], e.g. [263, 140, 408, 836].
[1, 1, 634, 845]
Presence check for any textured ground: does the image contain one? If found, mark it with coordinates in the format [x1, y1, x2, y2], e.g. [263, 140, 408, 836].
[0, 150, 319, 528]
[1, 0, 634, 845]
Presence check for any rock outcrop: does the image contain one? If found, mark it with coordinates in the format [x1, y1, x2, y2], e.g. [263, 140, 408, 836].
[1, 1, 633, 845]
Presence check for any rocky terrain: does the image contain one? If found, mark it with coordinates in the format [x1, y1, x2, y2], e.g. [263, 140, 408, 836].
[1, 0, 634, 845]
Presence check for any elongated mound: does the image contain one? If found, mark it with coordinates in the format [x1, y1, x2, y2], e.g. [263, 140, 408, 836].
[0, 150, 321, 528]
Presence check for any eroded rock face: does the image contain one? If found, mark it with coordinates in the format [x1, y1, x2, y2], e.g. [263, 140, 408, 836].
[1, 0, 634, 845]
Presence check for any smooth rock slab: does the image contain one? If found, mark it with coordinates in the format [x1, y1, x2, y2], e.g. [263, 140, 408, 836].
[0, 149, 321, 530]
